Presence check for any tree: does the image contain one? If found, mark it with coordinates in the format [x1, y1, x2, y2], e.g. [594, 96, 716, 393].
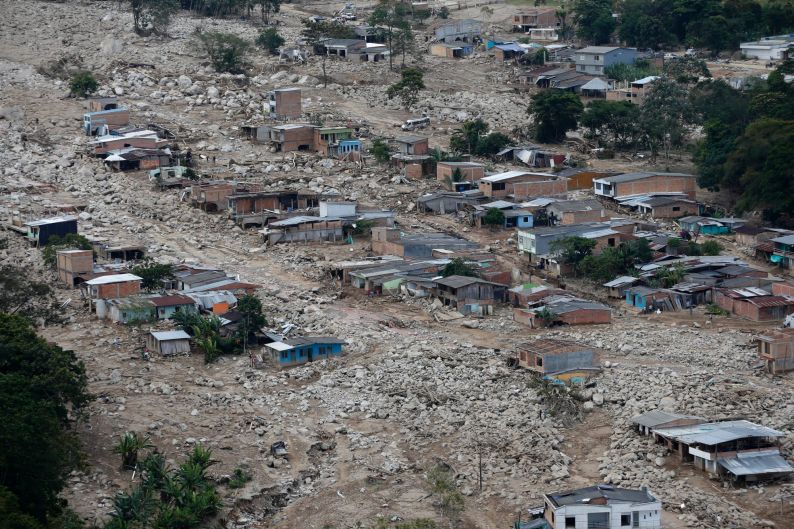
[198, 32, 251, 74]
[603, 60, 659, 82]
[393, 26, 415, 67]
[256, 27, 284, 54]
[663, 56, 710, 84]
[371, 139, 392, 163]
[131, 260, 174, 291]
[580, 100, 641, 150]
[724, 119, 794, 226]
[555, 5, 574, 41]
[68, 71, 97, 98]
[130, 0, 179, 36]
[113, 432, 153, 471]
[386, 68, 424, 110]
[427, 464, 464, 529]
[442, 258, 479, 278]
[618, 0, 676, 50]
[236, 294, 266, 352]
[475, 132, 511, 156]
[370, 0, 410, 70]
[482, 208, 505, 228]
[254, 0, 280, 24]
[639, 77, 690, 159]
[0, 314, 91, 524]
[527, 90, 583, 143]
[444, 167, 465, 189]
[449, 119, 488, 155]
[572, 0, 615, 44]
[0, 266, 61, 324]
[549, 236, 596, 276]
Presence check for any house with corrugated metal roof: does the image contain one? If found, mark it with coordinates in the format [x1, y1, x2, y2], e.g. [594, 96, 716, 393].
[651, 420, 793, 483]
[146, 330, 192, 356]
[264, 336, 345, 367]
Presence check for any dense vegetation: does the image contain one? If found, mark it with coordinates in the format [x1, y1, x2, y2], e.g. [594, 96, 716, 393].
[0, 314, 92, 528]
[574, 0, 794, 53]
[693, 60, 794, 225]
[449, 119, 511, 156]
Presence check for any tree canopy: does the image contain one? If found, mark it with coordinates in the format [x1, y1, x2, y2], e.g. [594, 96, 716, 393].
[442, 258, 479, 278]
[198, 32, 251, 74]
[0, 314, 91, 525]
[527, 91, 584, 144]
[386, 68, 425, 110]
[130, 260, 175, 291]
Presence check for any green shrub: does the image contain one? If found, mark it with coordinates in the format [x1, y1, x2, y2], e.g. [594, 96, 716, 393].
[69, 71, 98, 97]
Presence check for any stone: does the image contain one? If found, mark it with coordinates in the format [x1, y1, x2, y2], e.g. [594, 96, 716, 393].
[177, 75, 192, 90]
[100, 36, 123, 55]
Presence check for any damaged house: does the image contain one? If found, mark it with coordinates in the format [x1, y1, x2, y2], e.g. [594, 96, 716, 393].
[542, 485, 661, 529]
[515, 339, 601, 383]
[478, 170, 568, 199]
[264, 336, 345, 368]
[371, 227, 479, 258]
[433, 275, 508, 316]
[757, 328, 794, 374]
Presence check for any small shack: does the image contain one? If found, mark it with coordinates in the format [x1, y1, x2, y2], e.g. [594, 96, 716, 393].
[146, 330, 192, 356]
[264, 336, 345, 368]
[24, 216, 78, 247]
[515, 339, 601, 383]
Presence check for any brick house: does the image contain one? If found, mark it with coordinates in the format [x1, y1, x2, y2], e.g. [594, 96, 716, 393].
[436, 161, 484, 189]
[479, 171, 567, 199]
[84, 273, 142, 299]
[757, 328, 794, 374]
[714, 288, 794, 322]
[268, 88, 301, 119]
[56, 249, 93, 287]
[547, 199, 609, 225]
[266, 124, 316, 152]
[512, 8, 559, 32]
[515, 339, 601, 382]
[634, 196, 699, 218]
[395, 135, 429, 156]
[594, 172, 696, 200]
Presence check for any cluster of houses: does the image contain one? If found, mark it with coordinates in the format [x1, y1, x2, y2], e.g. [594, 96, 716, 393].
[83, 96, 179, 173]
[632, 410, 793, 484]
[24, 216, 347, 367]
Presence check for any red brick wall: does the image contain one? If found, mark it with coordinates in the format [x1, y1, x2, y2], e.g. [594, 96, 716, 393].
[651, 202, 699, 218]
[96, 280, 141, 299]
[437, 164, 484, 184]
[404, 164, 423, 180]
[773, 282, 794, 297]
[615, 175, 696, 200]
[510, 178, 567, 199]
[274, 90, 301, 119]
[559, 308, 611, 325]
[561, 209, 608, 225]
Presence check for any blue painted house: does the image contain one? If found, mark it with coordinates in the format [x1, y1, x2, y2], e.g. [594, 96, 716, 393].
[625, 286, 664, 309]
[265, 336, 345, 368]
[678, 216, 730, 236]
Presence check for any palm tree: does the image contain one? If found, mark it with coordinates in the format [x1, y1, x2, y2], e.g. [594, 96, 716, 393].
[108, 485, 155, 526]
[187, 444, 216, 471]
[141, 451, 169, 491]
[114, 432, 154, 470]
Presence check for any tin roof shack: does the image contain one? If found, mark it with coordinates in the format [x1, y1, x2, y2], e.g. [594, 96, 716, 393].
[25, 215, 78, 247]
[543, 485, 661, 529]
[146, 330, 192, 357]
[515, 296, 612, 326]
[322, 38, 366, 57]
[479, 171, 568, 199]
[512, 8, 559, 32]
[104, 148, 171, 172]
[733, 226, 789, 248]
[265, 124, 316, 152]
[150, 295, 197, 321]
[264, 336, 344, 368]
[678, 216, 731, 236]
[84, 108, 130, 136]
[433, 18, 482, 43]
[102, 297, 155, 324]
[471, 200, 534, 229]
[268, 87, 301, 119]
[433, 275, 508, 316]
[594, 172, 696, 200]
[417, 191, 485, 214]
[602, 276, 639, 299]
[516, 339, 601, 383]
[395, 135, 429, 156]
[714, 287, 794, 322]
[547, 199, 608, 225]
[757, 328, 794, 374]
[632, 196, 699, 218]
[508, 283, 566, 307]
[740, 36, 794, 60]
[631, 409, 706, 437]
[651, 420, 793, 483]
[371, 227, 480, 257]
[437, 162, 484, 189]
[575, 46, 637, 76]
[493, 43, 527, 63]
[771, 234, 794, 270]
[57, 249, 94, 287]
[430, 42, 475, 58]
[315, 127, 362, 159]
[261, 216, 344, 245]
